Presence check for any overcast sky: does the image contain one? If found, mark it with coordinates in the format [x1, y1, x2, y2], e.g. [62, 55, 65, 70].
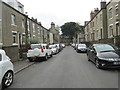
[18, 0, 110, 29]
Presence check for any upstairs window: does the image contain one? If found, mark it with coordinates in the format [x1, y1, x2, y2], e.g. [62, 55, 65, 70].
[11, 14, 16, 25]
[22, 20, 25, 28]
[115, 6, 118, 16]
[33, 23, 35, 32]
[109, 8, 113, 19]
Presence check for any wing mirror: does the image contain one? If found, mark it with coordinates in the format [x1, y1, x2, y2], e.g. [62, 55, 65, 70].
[91, 50, 97, 55]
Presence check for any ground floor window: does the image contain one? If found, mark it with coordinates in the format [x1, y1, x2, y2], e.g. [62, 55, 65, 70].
[12, 32, 17, 44]
[116, 23, 120, 36]
[109, 25, 113, 37]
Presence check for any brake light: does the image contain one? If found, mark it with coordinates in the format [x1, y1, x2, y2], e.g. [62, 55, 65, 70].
[40, 44, 44, 52]
[9, 58, 13, 63]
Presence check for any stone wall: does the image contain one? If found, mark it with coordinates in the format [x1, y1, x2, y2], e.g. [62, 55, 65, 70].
[2, 45, 19, 62]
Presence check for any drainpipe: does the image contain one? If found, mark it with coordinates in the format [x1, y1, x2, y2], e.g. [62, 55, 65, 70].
[25, 13, 28, 52]
[0, 0, 2, 49]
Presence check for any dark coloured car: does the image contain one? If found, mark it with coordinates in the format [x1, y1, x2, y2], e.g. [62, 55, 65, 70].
[87, 44, 120, 69]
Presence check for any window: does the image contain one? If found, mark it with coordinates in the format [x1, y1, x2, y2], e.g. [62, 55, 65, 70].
[100, 28, 102, 39]
[12, 32, 17, 44]
[100, 14, 102, 22]
[33, 23, 35, 32]
[109, 25, 113, 36]
[96, 30, 99, 38]
[11, 14, 16, 25]
[22, 20, 25, 28]
[0, 54, 2, 61]
[96, 16, 98, 24]
[116, 23, 120, 35]
[27, 21, 30, 31]
[109, 8, 113, 19]
[115, 5, 118, 16]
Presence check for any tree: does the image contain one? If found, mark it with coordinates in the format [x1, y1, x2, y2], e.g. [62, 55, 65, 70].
[61, 22, 82, 39]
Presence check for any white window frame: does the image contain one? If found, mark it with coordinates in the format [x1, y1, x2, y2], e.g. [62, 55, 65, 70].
[115, 5, 119, 16]
[27, 21, 30, 31]
[109, 24, 114, 37]
[11, 14, 17, 26]
[109, 7, 113, 20]
[22, 19, 25, 29]
[12, 31, 17, 45]
[33, 23, 35, 32]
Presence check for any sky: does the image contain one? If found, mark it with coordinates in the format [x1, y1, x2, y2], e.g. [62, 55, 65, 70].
[18, 0, 110, 29]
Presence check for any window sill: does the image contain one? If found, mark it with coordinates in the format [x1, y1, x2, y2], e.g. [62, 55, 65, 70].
[13, 43, 18, 45]
[11, 24, 17, 27]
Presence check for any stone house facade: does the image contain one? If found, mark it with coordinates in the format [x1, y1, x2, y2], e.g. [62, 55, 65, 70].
[0, 1, 55, 61]
[85, 0, 120, 47]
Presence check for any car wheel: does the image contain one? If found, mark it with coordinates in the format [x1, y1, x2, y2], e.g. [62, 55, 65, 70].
[50, 54, 53, 57]
[28, 58, 34, 62]
[44, 54, 48, 61]
[2, 71, 13, 89]
[95, 59, 101, 69]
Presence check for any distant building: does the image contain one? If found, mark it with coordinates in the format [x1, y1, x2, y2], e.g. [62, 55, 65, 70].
[49, 22, 60, 44]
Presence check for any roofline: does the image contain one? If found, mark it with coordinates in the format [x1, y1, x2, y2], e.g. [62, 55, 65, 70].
[2, 2, 50, 32]
[84, 1, 111, 27]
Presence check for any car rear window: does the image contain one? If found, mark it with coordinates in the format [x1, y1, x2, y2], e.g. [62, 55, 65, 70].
[31, 45, 40, 49]
[0, 54, 2, 61]
[78, 44, 86, 47]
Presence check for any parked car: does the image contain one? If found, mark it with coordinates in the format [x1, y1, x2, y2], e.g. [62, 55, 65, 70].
[74, 44, 78, 50]
[54, 44, 61, 52]
[49, 45, 59, 55]
[0, 49, 14, 89]
[61, 43, 65, 48]
[27, 44, 53, 62]
[87, 44, 120, 69]
[76, 44, 87, 53]
[71, 43, 75, 48]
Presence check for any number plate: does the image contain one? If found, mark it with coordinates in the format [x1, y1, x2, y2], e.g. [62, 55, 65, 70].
[32, 57, 36, 59]
[113, 62, 120, 65]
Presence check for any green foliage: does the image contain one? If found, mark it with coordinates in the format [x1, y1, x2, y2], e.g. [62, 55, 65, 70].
[61, 22, 83, 38]
[28, 38, 39, 44]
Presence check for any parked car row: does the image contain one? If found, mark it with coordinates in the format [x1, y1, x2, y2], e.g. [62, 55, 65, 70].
[0, 43, 65, 89]
[72, 43, 120, 69]
[27, 43, 65, 62]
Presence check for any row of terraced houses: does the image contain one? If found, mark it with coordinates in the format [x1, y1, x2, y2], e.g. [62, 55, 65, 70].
[0, 0, 60, 62]
[84, 0, 120, 47]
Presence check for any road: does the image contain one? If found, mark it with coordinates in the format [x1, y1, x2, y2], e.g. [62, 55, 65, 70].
[8, 46, 118, 88]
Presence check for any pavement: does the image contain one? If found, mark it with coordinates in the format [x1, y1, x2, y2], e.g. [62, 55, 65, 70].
[13, 59, 35, 74]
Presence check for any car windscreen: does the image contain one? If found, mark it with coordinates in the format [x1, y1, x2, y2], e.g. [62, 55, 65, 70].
[49, 46, 56, 49]
[78, 44, 86, 47]
[31, 45, 40, 49]
[95, 44, 118, 52]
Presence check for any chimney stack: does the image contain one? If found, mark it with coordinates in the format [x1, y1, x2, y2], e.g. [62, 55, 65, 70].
[101, 1, 106, 9]
[90, 11, 95, 19]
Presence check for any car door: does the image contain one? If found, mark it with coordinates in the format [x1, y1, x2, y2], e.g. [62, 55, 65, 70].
[0, 54, 2, 88]
[87, 46, 93, 60]
[90, 47, 97, 62]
